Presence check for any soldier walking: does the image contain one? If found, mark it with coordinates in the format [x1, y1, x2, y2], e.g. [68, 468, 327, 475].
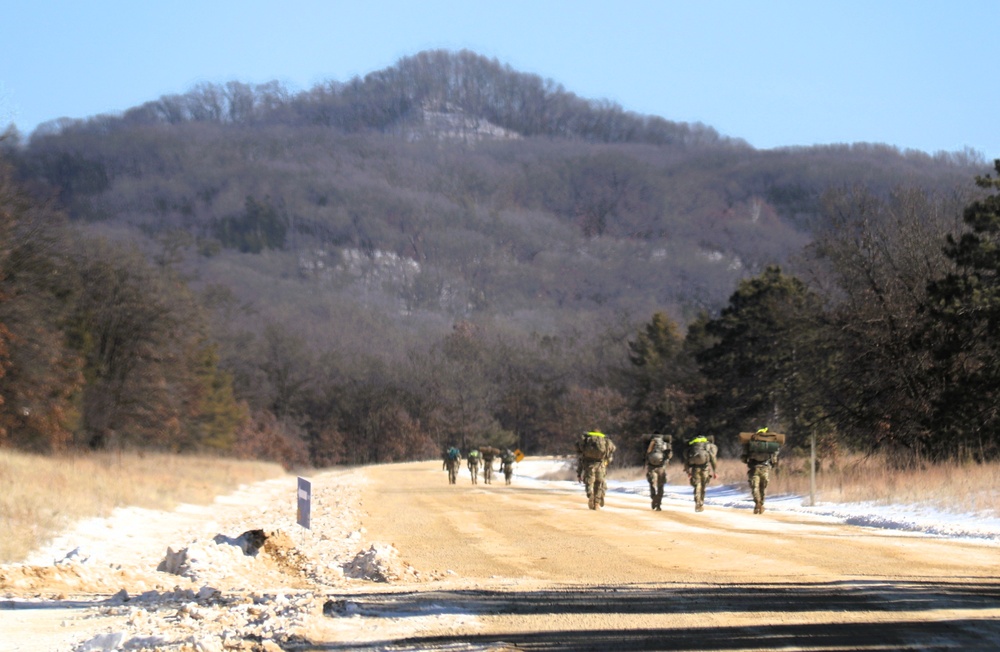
[742, 427, 780, 513]
[481, 446, 498, 484]
[683, 436, 717, 512]
[644, 434, 672, 511]
[576, 430, 616, 510]
[443, 446, 462, 485]
[499, 448, 516, 485]
[467, 449, 481, 484]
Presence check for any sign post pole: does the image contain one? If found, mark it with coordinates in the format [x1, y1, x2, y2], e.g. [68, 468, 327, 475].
[296, 476, 312, 530]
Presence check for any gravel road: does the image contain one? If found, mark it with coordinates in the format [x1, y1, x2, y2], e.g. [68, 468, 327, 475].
[2, 459, 999, 651]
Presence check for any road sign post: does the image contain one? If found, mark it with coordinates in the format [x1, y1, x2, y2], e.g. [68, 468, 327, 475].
[296, 476, 312, 530]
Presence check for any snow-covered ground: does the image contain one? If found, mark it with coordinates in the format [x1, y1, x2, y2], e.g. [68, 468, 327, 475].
[515, 457, 1000, 545]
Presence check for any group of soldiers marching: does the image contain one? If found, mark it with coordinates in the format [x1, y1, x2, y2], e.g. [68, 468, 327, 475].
[443, 428, 781, 514]
[575, 427, 780, 513]
[443, 446, 517, 486]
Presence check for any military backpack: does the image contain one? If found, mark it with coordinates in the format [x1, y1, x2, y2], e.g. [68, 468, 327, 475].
[747, 432, 780, 462]
[647, 437, 669, 466]
[686, 440, 710, 466]
[580, 433, 608, 461]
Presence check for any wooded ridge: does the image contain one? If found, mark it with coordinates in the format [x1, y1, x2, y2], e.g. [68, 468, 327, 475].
[0, 49, 995, 467]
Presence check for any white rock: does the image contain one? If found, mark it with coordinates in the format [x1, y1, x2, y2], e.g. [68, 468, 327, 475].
[76, 631, 126, 651]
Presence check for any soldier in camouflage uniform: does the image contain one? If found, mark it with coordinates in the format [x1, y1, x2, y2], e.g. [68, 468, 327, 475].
[499, 449, 516, 485]
[480, 446, 498, 484]
[443, 446, 462, 485]
[644, 435, 672, 511]
[742, 427, 779, 514]
[467, 449, 481, 484]
[576, 431, 616, 510]
[683, 436, 717, 512]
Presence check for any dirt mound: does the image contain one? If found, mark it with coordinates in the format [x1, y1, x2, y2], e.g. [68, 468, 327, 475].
[157, 532, 260, 584]
[343, 543, 424, 583]
[0, 548, 152, 594]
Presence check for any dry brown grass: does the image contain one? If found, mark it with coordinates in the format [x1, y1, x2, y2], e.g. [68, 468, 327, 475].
[607, 454, 1000, 517]
[0, 449, 285, 564]
[715, 454, 1000, 515]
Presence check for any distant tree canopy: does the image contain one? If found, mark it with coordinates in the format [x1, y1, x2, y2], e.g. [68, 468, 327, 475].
[693, 266, 826, 448]
[1, 50, 995, 467]
[924, 160, 1000, 458]
[213, 196, 287, 253]
[44, 50, 730, 150]
[0, 159, 246, 454]
[0, 159, 82, 450]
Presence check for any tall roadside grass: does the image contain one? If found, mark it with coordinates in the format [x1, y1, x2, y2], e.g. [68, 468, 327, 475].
[0, 449, 285, 564]
[714, 454, 1000, 515]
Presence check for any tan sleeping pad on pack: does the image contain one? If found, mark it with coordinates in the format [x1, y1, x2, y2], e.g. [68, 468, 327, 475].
[738, 431, 786, 444]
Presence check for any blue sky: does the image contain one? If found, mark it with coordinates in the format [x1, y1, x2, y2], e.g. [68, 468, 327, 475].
[2, 0, 996, 159]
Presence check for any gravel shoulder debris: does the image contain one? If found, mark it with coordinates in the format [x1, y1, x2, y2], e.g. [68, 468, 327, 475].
[1, 467, 407, 651]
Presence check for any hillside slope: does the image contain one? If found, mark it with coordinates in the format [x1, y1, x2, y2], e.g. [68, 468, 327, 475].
[11, 50, 981, 331]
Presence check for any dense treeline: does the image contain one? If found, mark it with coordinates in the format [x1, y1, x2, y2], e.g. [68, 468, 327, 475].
[1, 50, 996, 467]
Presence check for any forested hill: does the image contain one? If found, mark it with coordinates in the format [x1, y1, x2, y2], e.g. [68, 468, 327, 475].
[10, 51, 980, 318]
[0, 49, 992, 466]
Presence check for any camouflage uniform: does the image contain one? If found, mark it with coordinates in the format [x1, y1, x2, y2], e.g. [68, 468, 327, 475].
[499, 450, 515, 485]
[480, 447, 497, 484]
[467, 451, 481, 484]
[576, 431, 616, 510]
[644, 436, 673, 511]
[443, 448, 462, 485]
[684, 437, 717, 512]
[742, 435, 778, 514]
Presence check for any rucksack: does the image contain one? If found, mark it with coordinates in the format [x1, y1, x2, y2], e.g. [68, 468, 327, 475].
[468, 450, 480, 461]
[748, 440, 779, 455]
[580, 433, 608, 461]
[686, 440, 709, 465]
[501, 450, 515, 464]
[748, 433, 780, 462]
[447, 447, 460, 461]
[647, 437, 668, 466]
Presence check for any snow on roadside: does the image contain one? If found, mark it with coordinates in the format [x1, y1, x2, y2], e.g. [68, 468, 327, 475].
[0, 468, 426, 652]
[514, 457, 1000, 545]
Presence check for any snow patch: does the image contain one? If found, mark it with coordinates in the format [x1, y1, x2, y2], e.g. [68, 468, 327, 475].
[515, 457, 1000, 544]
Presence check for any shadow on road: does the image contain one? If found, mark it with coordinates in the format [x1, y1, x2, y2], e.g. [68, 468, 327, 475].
[301, 580, 1000, 651]
[302, 619, 1000, 651]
